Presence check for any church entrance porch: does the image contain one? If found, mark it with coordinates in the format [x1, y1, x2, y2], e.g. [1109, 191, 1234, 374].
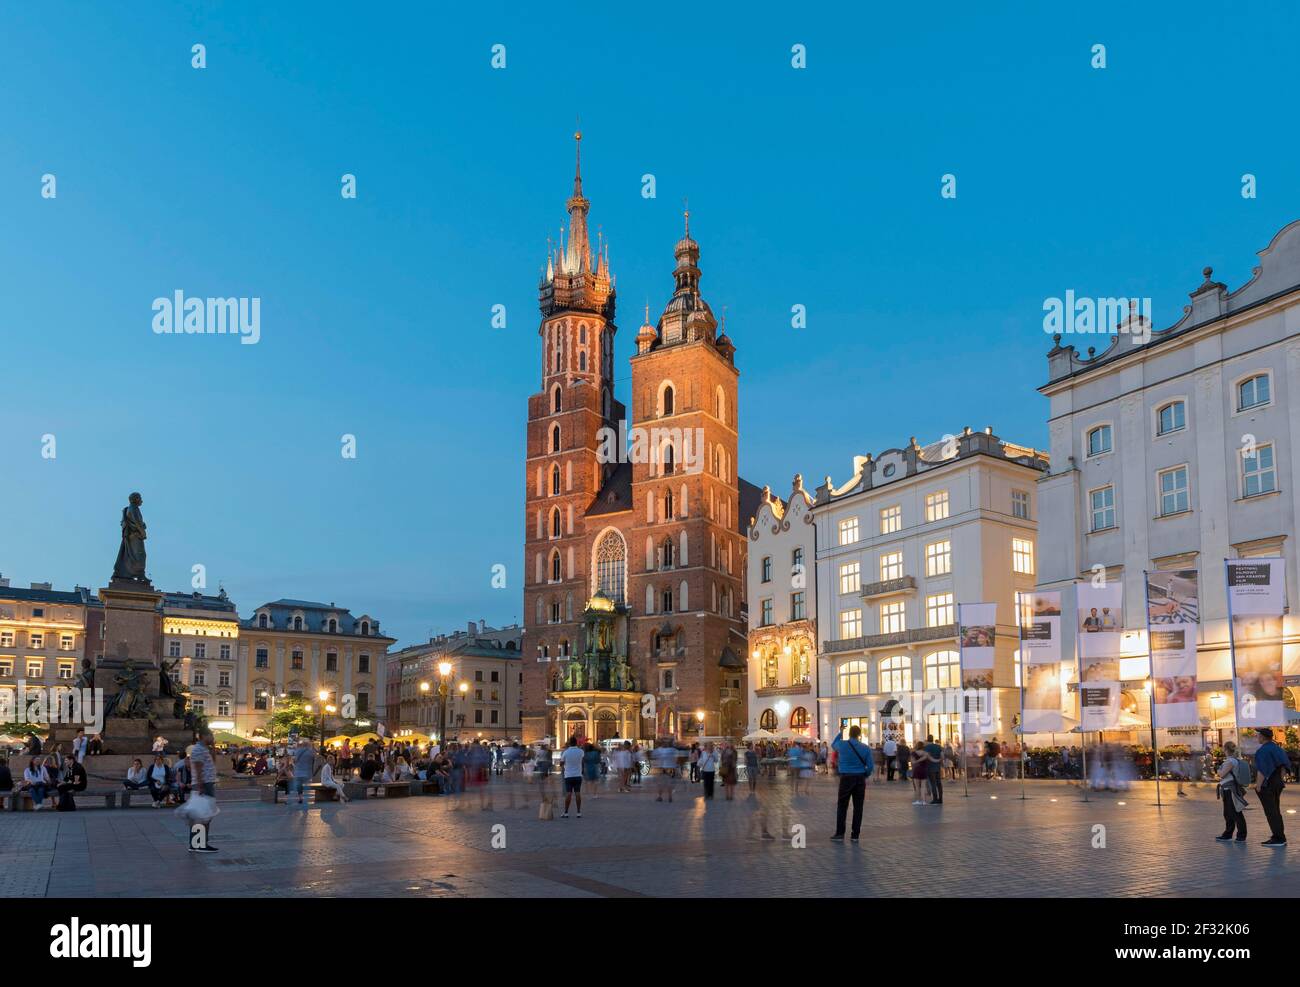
[548, 691, 645, 746]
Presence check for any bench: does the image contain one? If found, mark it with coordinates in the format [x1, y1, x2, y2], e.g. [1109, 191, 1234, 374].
[343, 781, 411, 800]
[263, 782, 340, 804]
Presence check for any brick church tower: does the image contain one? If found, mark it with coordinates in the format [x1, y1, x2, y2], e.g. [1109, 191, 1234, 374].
[521, 133, 622, 739]
[626, 211, 747, 738]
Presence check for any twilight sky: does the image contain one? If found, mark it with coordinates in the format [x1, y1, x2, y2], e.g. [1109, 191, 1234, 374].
[2, 1, 1297, 646]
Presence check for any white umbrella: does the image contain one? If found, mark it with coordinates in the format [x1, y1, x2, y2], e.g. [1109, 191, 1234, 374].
[742, 729, 776, 742]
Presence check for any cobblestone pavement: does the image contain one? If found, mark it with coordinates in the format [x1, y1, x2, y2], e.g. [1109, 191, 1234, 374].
[1, 773, 1297, 897]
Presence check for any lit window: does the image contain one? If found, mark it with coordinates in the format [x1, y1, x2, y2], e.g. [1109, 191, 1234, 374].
[1012, 489, 1029, 520]
[925, 540, 951, 576]
[924, 650, 960, 689]
[880, 601, 906, 635]
[59, 634, 74, 651]
[879, 655, 910, 693]
[925, 491, 949, 522]
[218, 700, 231, 717]
[0, 631, 12, 647]
[1157, 401, 1185, 435]
[1242, 444, 1276, 498]
[1012, 538, 1035, 574]
[30, 632, 44, 649]
[1090, 486, 1115, 531]
[1238, 374, 1270, 411]
[1158, 466, 1190, 516]
[57, 661, 74, 680]
[27, 660, 43, 678]
[838, 517, 859, 545]
[839, 561, 861, 595]
[926, 592, 954, 627]
[1087, 425, 1112, 457]
[839, 609, 862, 639]
[880, 551, 904, 582]
[838, 659, 868, 696]
[880, 505, 902, 534]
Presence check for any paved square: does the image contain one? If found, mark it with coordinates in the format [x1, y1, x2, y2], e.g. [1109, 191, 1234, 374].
[2, 774, 1297, 897]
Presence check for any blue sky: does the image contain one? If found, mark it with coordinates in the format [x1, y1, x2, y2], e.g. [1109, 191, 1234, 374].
[2, 1, 1297, 646]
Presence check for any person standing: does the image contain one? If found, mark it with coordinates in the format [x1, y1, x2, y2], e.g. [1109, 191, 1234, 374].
[720, 742, 738, 800]
[896, 739, 911, 782]
[689, 743, 701, 783]
[71, 729, 88, 765]
[1252, 728, 1289, 847]
[910, 742, 928, 804]
[924, 735, 944, 804]
[652, 738, 678, 802]
[830, 725, 874, 842]
[883, 735, 898, 781]
[699, 742, 718, 800]
[188, 730, 219, 853]
[614, 741, 634, 792]
[744, 743, 760, 796]
[290, 736, 316, 806]
[560, 736, 585, 818]
[1215, 741, 1249, 842]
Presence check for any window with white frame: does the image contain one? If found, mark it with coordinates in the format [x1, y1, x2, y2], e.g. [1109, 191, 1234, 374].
[924, 649, 960, 689]
[0, 658, 12, 676]
[838, 659, 868, 696]
[169, 639, 181, 658]
[925, 491, 949, 522]
[194, 642, 206, 660]
[839, 561, 861, 595]
[0, 631, 12, 647]
[1157, 400, 1186, 435]
[58, 661, 74, 679]
[1090, 486, 1115, 531]
[1012, 538, 1035, 574]
[838, 516, 859, 545]
[1087, 424, 1112, 457]
[880, 601, 906, 635]
[26, 660, 42, 678]
[879, 655, 911, 693]
[1158, 466, 1190, 516]
[1012, 489, 1029, 519]
[1238, 373, 1270, 411]
[880, 505, 902, 534]
[839, 608, 862, 639]
[926, 593, 954, 627]
[30, 632, 43, 649]
[59, 634, 74, 651]
[219, 670, 231, 688]
[925, 540, 951, 576]
[193, 668, 206, 686]
[218, 700, 231, 717]
[880, 551, 904, 582]
[1242, 443, 1276, 498]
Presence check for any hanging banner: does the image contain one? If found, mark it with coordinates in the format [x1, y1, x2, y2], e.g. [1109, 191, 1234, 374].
[1018, 591, 1062, 663]
[1145, 569, 1200, 728]
[1076, 582, 1123, 730]
[1226, 558, 1287, 728]
[1018, 591, 1064, 732]
[958, 602, 996, 731]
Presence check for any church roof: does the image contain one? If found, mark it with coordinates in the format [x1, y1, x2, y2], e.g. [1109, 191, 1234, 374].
[737, 478, 763, 536]
[586, 461, 633, 517]
[718, 646, 744, 669]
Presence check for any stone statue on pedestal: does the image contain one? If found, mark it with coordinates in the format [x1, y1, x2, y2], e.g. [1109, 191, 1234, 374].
[103, 659, 152, 719]
[112, 492, 149, 583]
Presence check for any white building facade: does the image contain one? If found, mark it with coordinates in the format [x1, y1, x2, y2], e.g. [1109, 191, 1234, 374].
[1038, 219, 1300, 745]
[813, 429, 1048, 746]
[746, 476, 817, 738]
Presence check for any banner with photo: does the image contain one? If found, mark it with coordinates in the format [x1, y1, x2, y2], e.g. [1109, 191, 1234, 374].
[958, 602, 996, 729]
[1226, 558, 1287, 728]
[1145, 569, 1200, 728]
[1017, 591, 1062, 664]
[1018, 591, 1064, 732]
[1076, 582, 1123, 730]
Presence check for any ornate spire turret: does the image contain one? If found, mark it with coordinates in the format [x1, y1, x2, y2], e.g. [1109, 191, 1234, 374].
[539, 131, 615, 319]
[653, 203, 715, 348]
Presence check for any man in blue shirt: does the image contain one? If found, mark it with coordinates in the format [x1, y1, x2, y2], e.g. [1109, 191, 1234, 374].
[1252, 727, 1288, 846]
[830, 725, 874, 842]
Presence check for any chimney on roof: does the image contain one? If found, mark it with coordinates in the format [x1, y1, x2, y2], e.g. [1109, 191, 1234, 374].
[30, 582, 52, 591]
[0, 573, 8, 588]
[468, 621, 476, 635]
[479, 619, 486, 633]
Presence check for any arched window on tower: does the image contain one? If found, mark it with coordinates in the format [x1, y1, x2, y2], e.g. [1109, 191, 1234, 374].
[579, 351, 587, 372]
[550, 508, 561, 538]
[551, 464, 561, 495]
[551, 424, 561, 453]
[664, 487, 674, 519]
[662, 385, 674, 416]
[551, 550, 562, 582]
[664, 443, 676, 476]
[552, 385, 562, 413]
[662, 537, 674, 569]
[594, 529, 627, 603]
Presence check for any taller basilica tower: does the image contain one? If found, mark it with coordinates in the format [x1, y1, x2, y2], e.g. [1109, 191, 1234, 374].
[522, 136, 752, 744]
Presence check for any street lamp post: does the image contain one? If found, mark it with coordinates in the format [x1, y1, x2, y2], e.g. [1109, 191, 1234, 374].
[436, 661, 453, 748]
[317, 690, 329, 750]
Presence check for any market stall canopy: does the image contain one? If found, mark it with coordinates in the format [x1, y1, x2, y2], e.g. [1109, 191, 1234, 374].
[742, 729, 776, 742]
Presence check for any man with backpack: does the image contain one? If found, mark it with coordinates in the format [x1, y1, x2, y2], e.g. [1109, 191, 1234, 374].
[1252, 728, 1289, 847]
[830, 725, 874, 842]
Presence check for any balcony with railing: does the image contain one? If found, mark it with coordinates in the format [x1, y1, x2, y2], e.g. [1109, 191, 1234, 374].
[822, 622, 957, 654]
[860, 575, 916, 600]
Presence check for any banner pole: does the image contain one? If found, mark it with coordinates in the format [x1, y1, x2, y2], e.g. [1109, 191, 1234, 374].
[1074, 580, 1090, 802]
[1143, 570, 1162, 808]
[958, 603, 970, 800]
[1015, 592, 1027, 801]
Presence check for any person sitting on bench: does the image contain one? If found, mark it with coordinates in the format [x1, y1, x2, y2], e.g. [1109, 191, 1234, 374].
[123, 758, 148, 791]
